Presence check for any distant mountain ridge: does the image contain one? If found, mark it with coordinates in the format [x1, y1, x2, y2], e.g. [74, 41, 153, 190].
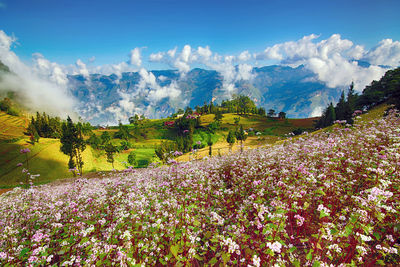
[68, 65, 341, 125]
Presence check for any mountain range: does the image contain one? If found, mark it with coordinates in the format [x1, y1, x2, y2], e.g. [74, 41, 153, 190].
[68, 65, 341, 125]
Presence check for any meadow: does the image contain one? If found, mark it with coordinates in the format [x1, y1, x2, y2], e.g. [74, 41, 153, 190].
[0, 111, 315, 188]
[0, 109, 398, 266]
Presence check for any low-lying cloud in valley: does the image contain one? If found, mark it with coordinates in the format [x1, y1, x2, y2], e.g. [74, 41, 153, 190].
[1, 29, 399, 124]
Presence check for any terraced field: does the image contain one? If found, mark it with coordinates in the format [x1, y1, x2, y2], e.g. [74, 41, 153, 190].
[0, 112, 28, 140]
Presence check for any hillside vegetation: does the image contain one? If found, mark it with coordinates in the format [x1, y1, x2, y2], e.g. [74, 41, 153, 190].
[0, 108, 314, 188]
[0, 107, 398, 266]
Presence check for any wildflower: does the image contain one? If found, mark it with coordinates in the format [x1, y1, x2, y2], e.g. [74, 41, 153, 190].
[196, 141, 202, 145]
[294, 214, 305, 226]
[0, 252, 7, 259]
[267, 241, 282, 253]
[16, 162, 23, 167]
[20, 148, 31, 153]
[252, 254, 261, 267]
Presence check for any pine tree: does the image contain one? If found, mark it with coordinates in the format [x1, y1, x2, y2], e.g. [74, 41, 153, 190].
[226, 130, 236, 152]
[235, 125, 247, 153]
[60, 116, 85, 176]
[105, 143, 117, 169]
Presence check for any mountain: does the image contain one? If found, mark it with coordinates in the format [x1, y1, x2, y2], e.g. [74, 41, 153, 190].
[68, 65, 341, 125]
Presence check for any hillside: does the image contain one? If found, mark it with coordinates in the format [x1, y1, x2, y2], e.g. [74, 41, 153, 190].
[0, 110, 315, 188]
[0, 106, 398, 266]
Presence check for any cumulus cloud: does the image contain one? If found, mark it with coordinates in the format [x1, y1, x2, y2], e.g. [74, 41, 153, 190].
[149, 52, 164, 62]
[137, 68, 181, 103]
[197, 46, 212, 60]
[257, 34, 395, 91]
[363, 39, 400, 67]
[238, 50, 252, 61]
[0, 30, 76, 118]
[130, 47, 142, 66]
[75, 59, 90, 77]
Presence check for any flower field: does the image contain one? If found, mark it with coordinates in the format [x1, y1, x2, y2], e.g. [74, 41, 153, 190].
[0, 111, 399, 266]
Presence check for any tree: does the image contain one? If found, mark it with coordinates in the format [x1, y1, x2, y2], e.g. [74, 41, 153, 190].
[235, 125, 248, 153]
[214, 109, 223, 123]
[100, 131, 111, 145]
[258, 107, 266, 116]
[87, 133, 101, 149]
[127, 151, 136, 166]
[105, 143, 117, 169]
[60, 116, 86, 176]
[226, 130, 236, 152]
[114, 122, 131, 140]
[335, 91, 346, 121]
[278, 111, 286, 119]
[267, 109, 276, 118]
[207, 135, 213, 157]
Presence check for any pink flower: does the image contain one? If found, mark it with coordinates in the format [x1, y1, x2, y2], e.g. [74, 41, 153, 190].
[20, 148, 30, 153]
[16, 162, 23, 167]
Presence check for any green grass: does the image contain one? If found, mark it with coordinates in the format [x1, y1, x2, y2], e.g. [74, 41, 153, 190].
[0, 111, 316, 188]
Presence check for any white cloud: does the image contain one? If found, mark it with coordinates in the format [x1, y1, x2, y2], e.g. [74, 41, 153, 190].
[197, 46, 212, 60]
[236, 64, 254, 80]
[238, 50, 252, 61]
[310, 106, 323, 117]
[363, 39, 400, 67]
[130, 47, 142, 67]
[149, 52, 164, 62]
[75, 59, 89, 77]
[89, 56, 96, 63]
[167, 47, 177, 58]
[0, 30, 76, 118]
[257, 34, 393, 91]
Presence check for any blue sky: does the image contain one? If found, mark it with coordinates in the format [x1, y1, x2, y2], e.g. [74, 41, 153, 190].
[1, 0, 400, 66]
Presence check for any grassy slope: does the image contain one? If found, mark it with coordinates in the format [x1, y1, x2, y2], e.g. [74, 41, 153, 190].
[0, 111, 317, 187]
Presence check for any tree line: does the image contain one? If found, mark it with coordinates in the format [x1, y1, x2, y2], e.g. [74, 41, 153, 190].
[316, 67, 400, 128]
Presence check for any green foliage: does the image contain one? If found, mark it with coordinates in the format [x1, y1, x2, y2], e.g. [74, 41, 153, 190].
[278, 111, 286, 119]
[127, 151, 136, 166]
[155, 141, 178, 163]
[86, 133, 101, 149]
[105, 143, 117, 169]
[60, 116, 86, 175]
[358, 67, 400, 109]
[267, 109, 276, 117]
[27, 112, 62, 139]
[114, 122, 131, 140]
[100, 131, 111, 145]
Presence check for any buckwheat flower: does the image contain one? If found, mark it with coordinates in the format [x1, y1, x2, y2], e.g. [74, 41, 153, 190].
[251, 254, 261, 267]
[294, 214, 305, 226]
[0, 252, 7, 259]
[386, 234, 395, 242]
[267, 241, 282, 253]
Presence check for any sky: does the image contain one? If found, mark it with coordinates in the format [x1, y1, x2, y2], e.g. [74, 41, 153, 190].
[0, 0, 400, 121]
[1, 0, 399, 66]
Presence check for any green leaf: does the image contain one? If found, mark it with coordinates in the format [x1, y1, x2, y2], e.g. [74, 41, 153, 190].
[312, 261, 321, 267]
[19, 248, 29, 258]
[170, 244, 179, 259]
[377, 260, 385, 266]
[306, 249, 313, 261]
[193, 254, 203, 261]
[289, 246, 297, 253]
[319, 210, 329, 219]
[373, 232, 381, 240]
[344, 224, 353, 237]
[293, 260, 301, 267]
[208, 257, 218, 265]
[221, 252, 230, 264]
